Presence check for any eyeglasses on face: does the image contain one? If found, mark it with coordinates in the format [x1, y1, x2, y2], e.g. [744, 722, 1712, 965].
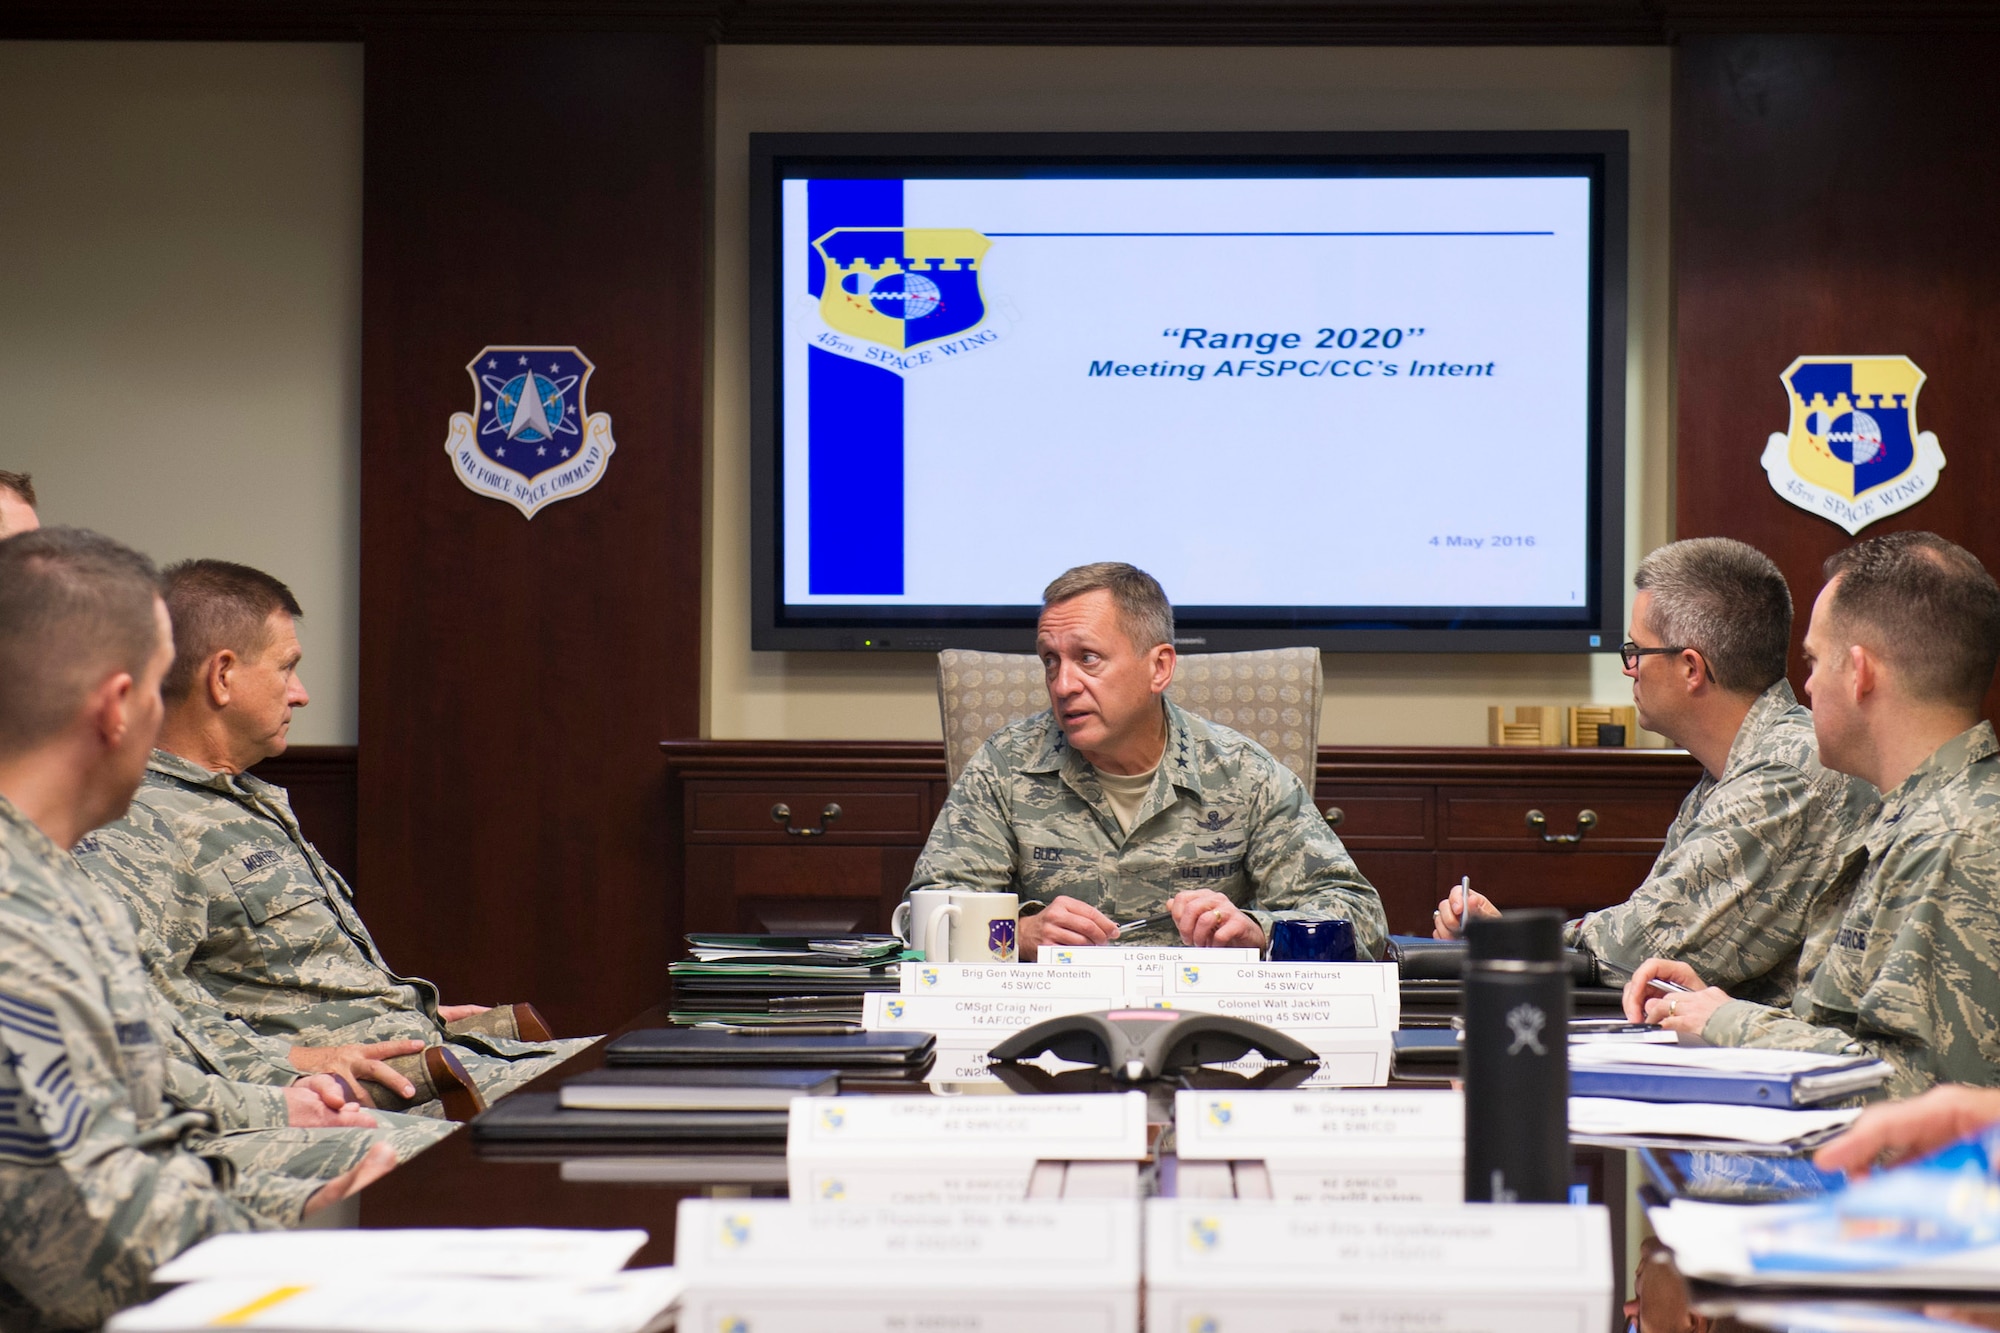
[1619, 640, 1695, 670]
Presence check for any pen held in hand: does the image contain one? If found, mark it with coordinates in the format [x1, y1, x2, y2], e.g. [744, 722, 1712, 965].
[1116, 911, 1173, 934]
[1646, 976, 1694, 995]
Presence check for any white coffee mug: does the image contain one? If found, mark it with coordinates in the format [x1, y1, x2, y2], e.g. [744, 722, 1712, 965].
[925, 890, 1020, 963]
[891, 889, 955, 961]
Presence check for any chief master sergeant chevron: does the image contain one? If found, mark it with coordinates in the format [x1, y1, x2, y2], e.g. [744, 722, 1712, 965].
[905, 562, 1387, 960]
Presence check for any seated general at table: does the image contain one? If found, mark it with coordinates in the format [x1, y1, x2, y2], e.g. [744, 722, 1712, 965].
[905, 562, 1387, 960]
[1626, 532, 2000, 1098]
[1440, 537, 1879, 1007]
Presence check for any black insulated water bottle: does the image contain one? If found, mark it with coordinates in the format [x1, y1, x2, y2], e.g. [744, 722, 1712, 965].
[1463, 909, 1570, 1203]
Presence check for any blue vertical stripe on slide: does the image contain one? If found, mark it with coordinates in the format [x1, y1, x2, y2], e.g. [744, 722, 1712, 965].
[808, 347, 905, 595]
[806, 177, 906, 595]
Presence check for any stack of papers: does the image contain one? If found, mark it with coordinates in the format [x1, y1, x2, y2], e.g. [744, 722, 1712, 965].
[150, 1230, 647, 1283]
[116, 1231, 669, 1333]
[1652, 1199, 2000, 1290]
[667, 933, 903, 1026]
[1569, 1096, 1861, 1148]
[109, 1273, 683, 1333]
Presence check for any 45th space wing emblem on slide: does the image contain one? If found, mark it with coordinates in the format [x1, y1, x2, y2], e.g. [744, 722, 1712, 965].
[444, 345, 617, 519]
[1761, 355, 1944, 535]
[814, 227, 993, 356]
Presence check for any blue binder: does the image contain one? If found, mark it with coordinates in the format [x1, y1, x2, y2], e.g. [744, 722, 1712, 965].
[1569, 1057, 1888, 1109]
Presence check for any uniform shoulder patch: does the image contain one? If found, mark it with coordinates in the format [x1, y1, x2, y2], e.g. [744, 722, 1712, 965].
[0, 991, 87, 1164]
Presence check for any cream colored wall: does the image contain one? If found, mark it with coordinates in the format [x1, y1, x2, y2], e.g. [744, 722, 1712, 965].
[708, 45, 1674, 745]
[0, 42, 363, 745]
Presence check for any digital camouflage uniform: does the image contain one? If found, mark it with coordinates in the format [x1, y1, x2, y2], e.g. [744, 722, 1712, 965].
[1702, 722, 2000, 1099]
[1564, 681, 1880, 1007]
[907, 701, 1388, 958]
[0, 794, 450, 1332]
[76, 751, 592, 1111]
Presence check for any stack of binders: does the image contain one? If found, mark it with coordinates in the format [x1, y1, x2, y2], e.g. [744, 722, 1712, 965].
[1567, 1044, 1893, 1107]
[667, 933, 905, 1027]
[470, 1067, 840, 1151]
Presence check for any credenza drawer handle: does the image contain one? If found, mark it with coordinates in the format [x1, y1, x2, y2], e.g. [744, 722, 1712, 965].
[771, 802, 843, 837]
[1323, 806, 1345, 829]
[1525, 808, 1597, 844]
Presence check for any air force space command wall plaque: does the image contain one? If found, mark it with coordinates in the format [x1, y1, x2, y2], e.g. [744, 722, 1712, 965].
[1761, 355, 1945, 536]
[444, 345, 618, 519]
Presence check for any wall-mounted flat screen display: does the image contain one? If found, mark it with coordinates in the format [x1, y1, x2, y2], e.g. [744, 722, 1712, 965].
[750, 131, 1627, 652]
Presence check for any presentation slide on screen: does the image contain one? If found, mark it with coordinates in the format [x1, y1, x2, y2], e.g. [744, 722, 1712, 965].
[779, 173, 1595, 614]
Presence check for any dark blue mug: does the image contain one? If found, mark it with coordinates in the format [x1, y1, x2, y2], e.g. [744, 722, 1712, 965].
[1269, 918, 1357, 963]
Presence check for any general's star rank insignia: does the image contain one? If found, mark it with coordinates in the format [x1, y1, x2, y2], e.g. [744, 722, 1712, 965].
[444, 345, 618, 519]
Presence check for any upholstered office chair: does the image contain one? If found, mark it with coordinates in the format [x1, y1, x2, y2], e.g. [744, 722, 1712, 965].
[936, 647, 1323, 787]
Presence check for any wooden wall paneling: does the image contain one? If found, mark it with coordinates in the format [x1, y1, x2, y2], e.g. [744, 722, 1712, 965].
[360, 32, 708, 1036]
[1438, 785, 1688, 851]
[1346, 850, 1436, 937]
[1438, 852, 1655, 915]
[250, 745, 358, 884]
[10, 1, 2000, 44]
[1315, 785, 1435, 849]
[1674, 35, 2000, 720]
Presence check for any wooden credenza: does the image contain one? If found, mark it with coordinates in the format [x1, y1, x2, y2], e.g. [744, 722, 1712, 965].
[660, 741, 1706, 940]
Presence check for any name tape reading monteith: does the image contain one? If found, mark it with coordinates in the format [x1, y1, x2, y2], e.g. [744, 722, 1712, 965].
[902, 963, 1132, 997]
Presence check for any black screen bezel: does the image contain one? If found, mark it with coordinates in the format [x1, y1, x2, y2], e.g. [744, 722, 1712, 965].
[749, 130, 1628, 654]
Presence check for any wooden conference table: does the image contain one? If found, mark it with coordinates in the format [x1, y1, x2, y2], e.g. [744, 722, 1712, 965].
[357, 1006, 2000, 1330]
[358, 1003, 1628, 1274]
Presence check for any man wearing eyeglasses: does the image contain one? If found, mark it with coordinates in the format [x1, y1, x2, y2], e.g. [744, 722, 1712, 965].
[1623, 532, 2000, 1097]
[1437, 538, 1879, 1006]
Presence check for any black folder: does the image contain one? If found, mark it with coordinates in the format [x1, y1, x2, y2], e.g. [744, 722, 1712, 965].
[469, 1091, 790, 1144]
[605, 1027, 936, 1069]
[1388, 934, 1605, 984]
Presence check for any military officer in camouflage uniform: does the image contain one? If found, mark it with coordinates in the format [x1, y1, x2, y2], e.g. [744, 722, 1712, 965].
[1628, 532, 2000, 1098]
[907, 563, 1387, 960]
[77, 560, 592, 1112]
[0, 530, 443, 1329]
[1440, 539, 1879, 1006]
